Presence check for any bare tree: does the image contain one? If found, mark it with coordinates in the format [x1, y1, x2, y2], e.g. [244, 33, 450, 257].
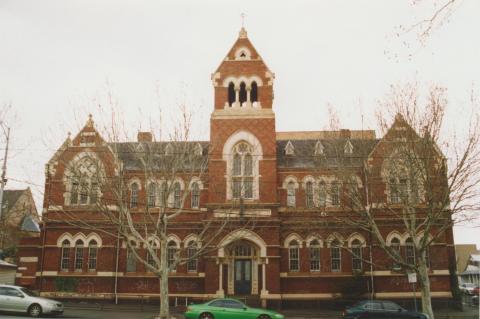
[325, 83, 479, 319]
[44, 103, 257, 319]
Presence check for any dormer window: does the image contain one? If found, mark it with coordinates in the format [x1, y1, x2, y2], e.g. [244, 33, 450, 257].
[195, 143, 203, 156]
[285, 141, 295, 155]
[314, 141, 324, 155]
[165, 143, 173, 156]
[344, 140, 354, 154]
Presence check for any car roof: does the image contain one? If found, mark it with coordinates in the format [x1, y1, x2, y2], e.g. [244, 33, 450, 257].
[0, 284, 22, 289]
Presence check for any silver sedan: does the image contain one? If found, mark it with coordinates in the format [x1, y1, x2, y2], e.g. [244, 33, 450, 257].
[0, 284, 64, 317]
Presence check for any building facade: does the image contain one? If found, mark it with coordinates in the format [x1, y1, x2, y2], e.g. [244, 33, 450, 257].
[16, 28, 456, 306]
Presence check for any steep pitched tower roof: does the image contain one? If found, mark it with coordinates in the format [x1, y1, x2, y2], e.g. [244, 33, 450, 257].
[211, 27, 275, 114]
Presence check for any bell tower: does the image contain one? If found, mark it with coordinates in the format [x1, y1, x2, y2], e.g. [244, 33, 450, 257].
[209, 28, 278, 207]
[212, 27, 275, 112]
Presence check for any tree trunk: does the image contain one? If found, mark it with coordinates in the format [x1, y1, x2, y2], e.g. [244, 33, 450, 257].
[417, 258, 435, 319]
[158, 240, 170, 319]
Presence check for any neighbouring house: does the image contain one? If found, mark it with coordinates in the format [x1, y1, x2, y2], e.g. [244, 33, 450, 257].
[0, 188, 40, 259]
[15, 27, 456, 306]
[457, 246, 480, 285]
[0, 259, 17, 285]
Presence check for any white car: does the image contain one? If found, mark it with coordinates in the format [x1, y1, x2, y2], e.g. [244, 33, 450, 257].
[0, 284, 64, 317]
[459, 282, 477, 295]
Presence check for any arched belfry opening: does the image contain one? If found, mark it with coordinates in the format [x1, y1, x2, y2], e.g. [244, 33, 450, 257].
[228, 82, 235, 106]
[239, 82, 247, 106]
[250, 81, 258, 103]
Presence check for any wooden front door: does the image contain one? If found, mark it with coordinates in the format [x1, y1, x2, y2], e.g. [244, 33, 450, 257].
[234, 259, 251, 295]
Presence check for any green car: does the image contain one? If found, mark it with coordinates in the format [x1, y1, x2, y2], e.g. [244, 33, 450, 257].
[184, 298, 284, 319]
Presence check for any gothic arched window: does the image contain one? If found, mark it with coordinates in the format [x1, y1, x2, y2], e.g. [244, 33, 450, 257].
[330, 239, 341, 272]
[228, 82, 235, 106]
[191, 182, 200, 209]
[309, 239, 321, 271]
[287, 181, 296, 207]
[130, 183, 139, 208]
[391, 237, 401, 270]
[351, 239, 362, 271]
[288, 240, 300, 272]
[250, 81, 258, 103]
[405, 238, 415, 265]
[187, 241, 198, 272]
[88, 240, 98, 271]
[74, 240, 84, 271]
[330, 181, 340, 206]
[173, 182, 181, 208]
[60, 239, 70, 271]
[318, 181, 327, 206]
[305, 181, 314, 208]
[167, 240, 178, 270]
[159, 182, 167, 208]
[147, 183, 156, 208]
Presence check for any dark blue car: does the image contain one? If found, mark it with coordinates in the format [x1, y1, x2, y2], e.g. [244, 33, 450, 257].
[342, 300, 429, 319]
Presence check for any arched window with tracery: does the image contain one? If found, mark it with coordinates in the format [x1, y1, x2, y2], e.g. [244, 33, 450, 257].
[231, 142, 254, 199]
[351, 239, 362, 271]
[191, 182, 200, 208]
[390, 237, 401, 270]
[228, 82, 235, 106]
[330, 239, 342, 272]
[88, 240, 98, 271]
[289, 240, 300, 272]
[65, 154, 103, 206]
[74, 240, 84, 271]
[130, 183, 139, 208]
[60, 239, 70, 271]
[309, 239, 321, 271]
[250, 81, 258, 103]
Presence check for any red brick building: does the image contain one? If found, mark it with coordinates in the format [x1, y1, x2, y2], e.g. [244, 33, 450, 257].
[16, 28, 455, 305]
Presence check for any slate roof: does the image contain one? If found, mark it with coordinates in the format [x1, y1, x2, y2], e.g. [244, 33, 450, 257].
[276, 139, 379, 169]
[109, 142, 209, 171]
[107, 138, 379, 171]
[2, 190, 25, 212]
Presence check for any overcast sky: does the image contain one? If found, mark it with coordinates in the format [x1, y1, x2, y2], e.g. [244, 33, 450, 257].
[0, 0, 478, 247]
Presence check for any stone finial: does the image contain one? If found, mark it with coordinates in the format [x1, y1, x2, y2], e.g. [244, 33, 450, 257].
[239, 27, 248, 39]
[86, 114, 94, 127]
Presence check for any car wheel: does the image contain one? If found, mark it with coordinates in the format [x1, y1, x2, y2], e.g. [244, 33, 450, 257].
[28, 304, 42, 318]
[199, 312, 214, 319]
[258, 315, 271, 319]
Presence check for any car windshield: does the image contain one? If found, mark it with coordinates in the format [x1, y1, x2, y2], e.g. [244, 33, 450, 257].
[20, 288, 38, 297]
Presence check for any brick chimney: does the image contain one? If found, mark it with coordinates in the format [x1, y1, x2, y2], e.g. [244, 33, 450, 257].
[137, 132, 153, 142]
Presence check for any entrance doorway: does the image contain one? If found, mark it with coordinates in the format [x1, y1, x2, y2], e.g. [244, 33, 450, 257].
[234, 259, 251, 295]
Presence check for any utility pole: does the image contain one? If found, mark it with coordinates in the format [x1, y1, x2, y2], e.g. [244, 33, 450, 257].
[0, 123, 10, 221]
